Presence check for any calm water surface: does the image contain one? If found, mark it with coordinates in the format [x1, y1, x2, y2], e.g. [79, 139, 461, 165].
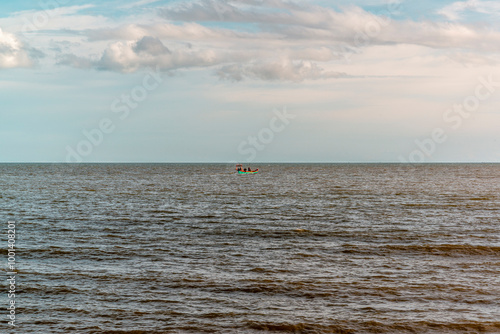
[1, 164, 499, 333]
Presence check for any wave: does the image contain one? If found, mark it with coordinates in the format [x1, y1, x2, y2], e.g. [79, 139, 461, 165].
[88, 331, 156, 334]
[342, 244, 500, 256]
[19, 284, 84, 295]
[246, 320, 500, 333]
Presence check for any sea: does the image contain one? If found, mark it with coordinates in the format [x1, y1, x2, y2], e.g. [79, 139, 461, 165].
[1, 163, 499, 334]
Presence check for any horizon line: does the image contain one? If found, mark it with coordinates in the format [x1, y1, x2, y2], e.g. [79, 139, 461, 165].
[2, 161, 500, 164]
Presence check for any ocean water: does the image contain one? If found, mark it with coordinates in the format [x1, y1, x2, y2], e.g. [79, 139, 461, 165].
[1, 163, 499, 334]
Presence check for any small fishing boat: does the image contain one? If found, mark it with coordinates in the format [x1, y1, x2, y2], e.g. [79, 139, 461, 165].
[235, 164, 259, 174]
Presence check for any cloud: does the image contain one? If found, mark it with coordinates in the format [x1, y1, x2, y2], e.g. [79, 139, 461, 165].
[42, 0, 500, 81]
[133, 36, 171, 56]
[160, 0, 300, 23]
[157, 1, 500, 52]
[56, 53, 93, 69]
[0, 28, 39, 69]
[9, 5, 103, 34]
[97, 36, 224, 72]
[58, 34, 341, 82]
[216, 60, 346, 82]
[437, 0, 500, 21]
[445, 51, 499, 67]
[85, 22, 253, 42]
[59, 36, 225, 73]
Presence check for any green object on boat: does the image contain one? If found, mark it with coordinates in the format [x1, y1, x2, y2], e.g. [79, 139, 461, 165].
[238, 170, 259, 174]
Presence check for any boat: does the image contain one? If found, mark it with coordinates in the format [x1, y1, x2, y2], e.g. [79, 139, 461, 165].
[235, 164, 259, 174]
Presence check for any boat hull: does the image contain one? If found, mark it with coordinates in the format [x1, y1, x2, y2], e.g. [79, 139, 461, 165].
[238, 170, 259, 174]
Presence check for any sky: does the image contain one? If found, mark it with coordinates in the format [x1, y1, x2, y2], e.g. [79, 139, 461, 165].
[2, 0, 500, 162]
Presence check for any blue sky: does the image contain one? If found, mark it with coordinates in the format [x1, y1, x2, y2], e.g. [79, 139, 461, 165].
[2, 0, 500, 162]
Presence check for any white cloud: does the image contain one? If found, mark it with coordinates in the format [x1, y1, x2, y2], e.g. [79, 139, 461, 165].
[0, 28, 38, 68]
[0, 5, 103, 34]
[4, 0, 500, 81]
[59, 33, 345, 82]
[58, 36, 229, 73]
[216, 59, 346, 82]
[437, 0, 500, 21]
[85, 22, 245, 42]
[156, 1, 500, 52]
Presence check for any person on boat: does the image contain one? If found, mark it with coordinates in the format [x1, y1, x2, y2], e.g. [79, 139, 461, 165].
[247, 167, 251, 172]
[244, 168, 247, 172]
